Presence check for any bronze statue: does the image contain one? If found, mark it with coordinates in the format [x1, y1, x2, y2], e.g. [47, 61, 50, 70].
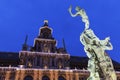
[68, 5, 89, 30]
[69, 5, 117, 80]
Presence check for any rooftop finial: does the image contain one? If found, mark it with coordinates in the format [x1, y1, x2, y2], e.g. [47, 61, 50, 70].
[62, 38, 67, 52]
[44, 20, 48, 23]
[44, 20, 48, 26]
[22, 35, 28, 51]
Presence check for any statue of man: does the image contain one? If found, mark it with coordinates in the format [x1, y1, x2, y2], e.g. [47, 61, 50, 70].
[80, 29, 101, 80]
[68, 5, 89, 30]
[68, 5, 117, 80]
[80, 29, 116, 80]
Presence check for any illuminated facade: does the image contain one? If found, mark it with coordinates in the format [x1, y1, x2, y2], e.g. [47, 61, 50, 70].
[0, 20, 120, 80]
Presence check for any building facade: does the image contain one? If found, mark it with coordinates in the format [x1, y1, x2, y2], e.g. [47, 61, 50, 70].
[0, 20, 120, 80]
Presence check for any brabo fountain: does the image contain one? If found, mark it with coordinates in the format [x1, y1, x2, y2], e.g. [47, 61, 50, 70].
[68, 5, 117, 80]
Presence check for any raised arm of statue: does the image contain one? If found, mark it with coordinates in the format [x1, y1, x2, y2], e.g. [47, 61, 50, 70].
[100, 37, 113, 50]
[68, 5, 89, 30]
[106, 42, 113, 50]
[68, 5, 78, 17]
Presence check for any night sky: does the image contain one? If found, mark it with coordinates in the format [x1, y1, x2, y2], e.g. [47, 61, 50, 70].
[0, 0, 120, 62]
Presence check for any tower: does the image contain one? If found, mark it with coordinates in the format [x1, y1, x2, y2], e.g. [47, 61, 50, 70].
[31, 20, 56, 53]
[19, 20, 70, 69]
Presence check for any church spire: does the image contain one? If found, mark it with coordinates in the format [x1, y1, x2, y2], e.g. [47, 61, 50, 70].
[22, 35, 28, 51]
[62, 38, 67, 52]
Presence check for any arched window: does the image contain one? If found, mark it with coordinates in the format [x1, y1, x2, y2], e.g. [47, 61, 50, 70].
[24, 75, 33, 80]
[58, 76, 66, 80]
[42, 75, 50, 80]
